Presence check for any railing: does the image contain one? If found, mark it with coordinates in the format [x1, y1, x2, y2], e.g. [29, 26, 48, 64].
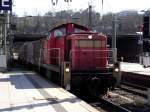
[69, 48, 117, 70]
[39, 48, 61, 67]
[39, 48, 117, 71]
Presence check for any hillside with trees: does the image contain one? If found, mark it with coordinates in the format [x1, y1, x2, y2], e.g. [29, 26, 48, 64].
[12, 9, 143, 35]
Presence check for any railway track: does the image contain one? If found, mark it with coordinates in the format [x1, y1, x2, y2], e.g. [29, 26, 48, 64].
[120, 82, 147, 98]
[89, 98, 132, 112]
[121, 82, 147, 91]
[100, 83, 150, 112]
[99, 98, 132, 112]
[78, 93, 132, 112]
[121, 71, 150, 88]
[77, 83, 150, 112]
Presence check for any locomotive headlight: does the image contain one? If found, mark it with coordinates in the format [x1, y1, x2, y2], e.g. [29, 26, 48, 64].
[113, 62, 120, 73]
[114, 68, 119, 72]
[65, 68, 70, 72]
[88, 35, 92, 39]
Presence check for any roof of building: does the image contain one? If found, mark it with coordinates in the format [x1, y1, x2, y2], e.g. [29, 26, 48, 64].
[13, 33, 46, 42]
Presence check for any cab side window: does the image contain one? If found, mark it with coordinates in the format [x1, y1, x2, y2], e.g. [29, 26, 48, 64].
[54, 27, 66, 38]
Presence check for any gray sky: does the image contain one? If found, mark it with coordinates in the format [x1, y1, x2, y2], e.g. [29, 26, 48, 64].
[13, 0, 150, 16]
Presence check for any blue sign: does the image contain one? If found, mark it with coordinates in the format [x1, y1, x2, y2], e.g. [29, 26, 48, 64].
[0, 0, 12, 10]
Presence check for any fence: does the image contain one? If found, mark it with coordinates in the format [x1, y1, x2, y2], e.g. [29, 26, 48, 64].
[39, 48, 61, 67]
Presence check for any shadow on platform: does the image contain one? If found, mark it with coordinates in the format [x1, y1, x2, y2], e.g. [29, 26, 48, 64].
[0, 71, 59, 89]
[0, 97, 80, 112]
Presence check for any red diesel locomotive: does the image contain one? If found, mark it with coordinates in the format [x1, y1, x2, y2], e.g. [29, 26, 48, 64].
[19, 23, 119, 96]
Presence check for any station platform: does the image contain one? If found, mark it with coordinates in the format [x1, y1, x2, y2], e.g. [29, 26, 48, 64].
[120, 62, 150, 87]
[0, 69, 99, 112]
[121, 62, 150, 75]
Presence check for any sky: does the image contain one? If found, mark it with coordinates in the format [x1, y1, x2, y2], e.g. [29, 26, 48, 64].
[12, 0, 150, 17]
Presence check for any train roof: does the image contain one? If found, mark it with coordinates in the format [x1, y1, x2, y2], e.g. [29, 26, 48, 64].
[48, 23, 89, 32]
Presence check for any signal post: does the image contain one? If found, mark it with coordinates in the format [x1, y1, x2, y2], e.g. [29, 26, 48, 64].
[0, 0, 12, 71]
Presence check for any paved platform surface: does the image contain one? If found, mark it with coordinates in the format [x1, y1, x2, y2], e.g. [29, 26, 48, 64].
[121, 62, 150, 76]
[0, 69, 99, 112]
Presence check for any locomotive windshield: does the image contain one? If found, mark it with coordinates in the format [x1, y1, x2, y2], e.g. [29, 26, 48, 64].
[75, 40, 106, 48]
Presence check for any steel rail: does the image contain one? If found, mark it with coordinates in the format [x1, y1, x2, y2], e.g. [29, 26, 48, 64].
[120, 82, 147, 98]
[99, 98, 132, 112]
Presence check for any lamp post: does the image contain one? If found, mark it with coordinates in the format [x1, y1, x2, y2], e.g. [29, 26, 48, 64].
[23, 15, 32, 33]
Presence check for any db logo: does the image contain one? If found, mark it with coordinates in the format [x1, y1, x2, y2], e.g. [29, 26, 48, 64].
[0, 0, 12, 10]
